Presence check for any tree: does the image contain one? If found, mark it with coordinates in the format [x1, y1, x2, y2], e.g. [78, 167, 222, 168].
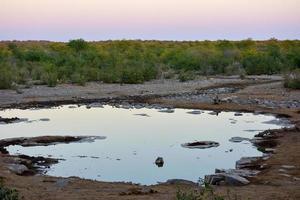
[67, 39, 89, 53]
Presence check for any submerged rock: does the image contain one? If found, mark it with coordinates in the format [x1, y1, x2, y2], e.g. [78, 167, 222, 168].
[208, 111, 221, 116]
[229, 137, 251, 143]
[39, 118, 50, 122]
[234, 113, 243, 116]
[186, 110, 202, 115]
[155, 157, 164, 167]
[181, 141, 219, 149]
[134, 113, 150, 117]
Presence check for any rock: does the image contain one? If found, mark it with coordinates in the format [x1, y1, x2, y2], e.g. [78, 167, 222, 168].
[68, 105, 77, 109]
[234, 113, 243, 116]
[0, 117, 27, 124]
[55, 179, 69, 188]
[155, 157, 164, 167]
[293, 177, 300, 181]
[236, 157, 261, 169]
[215, 169, 260, 177]
[213, 95, 220, 105]
[278, 169, 287, 173]
[229, 137, 251, 143]
[0, 135, 106, 148]
[165, 179, 197, 185]
[159, 109, 175, 113]
[8, 164, 29, 175]
[279, 173, 291, 178]
[134, 104, 144, 109]
[205, 174, 224, 185]
[187, 110, 202, 115]
[208, 111, 220, 116]
[134, 113, 150, 117]
[205, 173, 250, 186]
[181, 141, 219, 149]
[281, 165, 296, 169]
[264, 148, 276, 153]
[88, 103, 104, 108]
[221, 97, 233, 103]
[39, 118, 50, 122]
[223, 174, 250, 185]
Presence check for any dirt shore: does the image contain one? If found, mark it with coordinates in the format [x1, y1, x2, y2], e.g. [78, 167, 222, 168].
[0, 75, 300, 200]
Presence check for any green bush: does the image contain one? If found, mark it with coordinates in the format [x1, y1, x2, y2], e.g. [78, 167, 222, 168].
[178, 71, 196, 82]
[71, 72, 86, 86]
[284, 69, 300, 89]
[0, 67, 13, 89]
[0, 39, 299, 87]
[120, 68, 144, 84]
[0, 179, 19, 200]
[0, 186, 19, 200]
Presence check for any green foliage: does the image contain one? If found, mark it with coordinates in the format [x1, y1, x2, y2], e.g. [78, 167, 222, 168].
[0, 39, 299, 88]
[0, 66, 13, 89]
[41, 63, 58, 87]
[178, 70, 196, 82]
[176, 179, 240, 200]
[284, 69, 300, 89]
[67, 39, 89, 52]
[0, 179, 19, 200]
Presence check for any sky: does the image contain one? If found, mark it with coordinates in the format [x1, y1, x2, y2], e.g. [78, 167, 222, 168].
[1, 0, 299, 41]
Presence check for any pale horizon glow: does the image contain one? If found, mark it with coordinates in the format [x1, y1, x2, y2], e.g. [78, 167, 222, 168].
[1, 0, 300, 41]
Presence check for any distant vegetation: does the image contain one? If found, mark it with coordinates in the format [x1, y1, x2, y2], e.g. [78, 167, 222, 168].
[0, 39, 299, 88]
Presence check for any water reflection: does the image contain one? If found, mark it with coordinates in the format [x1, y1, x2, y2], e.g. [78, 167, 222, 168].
[0, 105, 285, 185]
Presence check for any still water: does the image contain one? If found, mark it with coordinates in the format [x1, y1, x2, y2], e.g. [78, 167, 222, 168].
[0, 105, 286, 185]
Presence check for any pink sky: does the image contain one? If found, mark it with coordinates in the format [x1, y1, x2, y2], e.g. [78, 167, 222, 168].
[1, 0, 299, 41]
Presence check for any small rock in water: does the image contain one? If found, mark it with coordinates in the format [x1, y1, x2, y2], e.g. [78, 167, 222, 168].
[155, 157, 164, 167]
[181, 141, 219, 149]
[208, 111, 221, 116]
[39, 118, 50, 122]
[134, 113, 150, 117]
[187, 110, 202, 115]
[234, 113, 243, 116]
[229, 137, 250, 143]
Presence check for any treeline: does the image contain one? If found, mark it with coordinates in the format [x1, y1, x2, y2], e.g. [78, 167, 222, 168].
[0, 39, 300, 88]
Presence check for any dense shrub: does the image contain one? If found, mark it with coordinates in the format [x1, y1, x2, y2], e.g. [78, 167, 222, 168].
[284, 69, 300, 89]
[0, 67, 13, 89]
[0, 179, 19, 200]
[0, 39, 299, 88]
[178, 70, 196, 82]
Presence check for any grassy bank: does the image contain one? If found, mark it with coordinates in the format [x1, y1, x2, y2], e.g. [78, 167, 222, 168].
[0, 39, 299, 88]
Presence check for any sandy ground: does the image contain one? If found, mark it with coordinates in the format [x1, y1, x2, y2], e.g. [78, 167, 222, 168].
[0, 75, 300, 200]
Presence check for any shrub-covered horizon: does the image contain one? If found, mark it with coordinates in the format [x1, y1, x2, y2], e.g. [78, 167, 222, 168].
[0, 39, 299, 88]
